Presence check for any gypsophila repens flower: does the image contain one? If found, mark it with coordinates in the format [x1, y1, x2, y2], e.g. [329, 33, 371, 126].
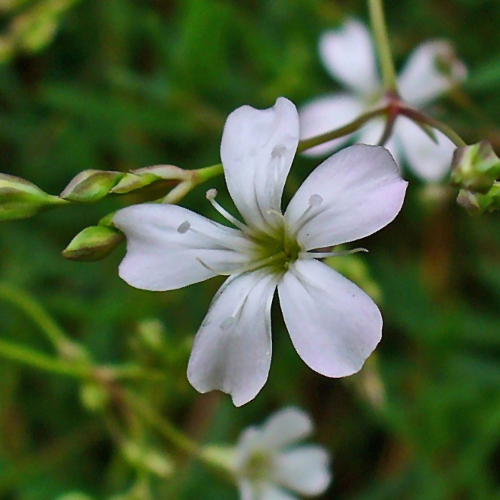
[299, 19, 467, 182]
[233, 407, 331, 500]
[113, 97, 407, 406]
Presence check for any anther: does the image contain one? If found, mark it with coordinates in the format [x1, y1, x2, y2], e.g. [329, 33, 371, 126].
[177, 221, 191, 234]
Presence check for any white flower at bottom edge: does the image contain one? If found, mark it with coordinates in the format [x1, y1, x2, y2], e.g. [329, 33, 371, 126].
[299, 19, 467, 183]
[113, 97, 408, 407]
[233, 408, 331, 500]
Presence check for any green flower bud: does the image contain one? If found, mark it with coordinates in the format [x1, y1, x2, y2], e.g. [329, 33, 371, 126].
[451, 141, 500, 193]
[122, 441, 174, 478]
[61, 170, 125, 202]
[0, 173, 67, 221]
[62, 226, 124, 261]
[111, 165, 188, 194]
[457, 182, 500, 215]
[80, 382, 109, 413]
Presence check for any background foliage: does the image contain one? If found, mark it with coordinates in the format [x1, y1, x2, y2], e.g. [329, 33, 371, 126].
[2, 0, 500, 499]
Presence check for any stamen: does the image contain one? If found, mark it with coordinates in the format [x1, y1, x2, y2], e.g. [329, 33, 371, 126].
[300, 248, 368, 259]
[177, 221, 191, 234]
[206, 189, 261, 238]
[292, 193, 324, 232]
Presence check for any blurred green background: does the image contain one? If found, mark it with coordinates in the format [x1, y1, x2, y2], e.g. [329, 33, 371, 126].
[2, 0, 500, 499]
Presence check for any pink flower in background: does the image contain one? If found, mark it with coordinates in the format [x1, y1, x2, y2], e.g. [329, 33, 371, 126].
[233, 407, 331, 500]
[299, 19, 467, 182]
[114, 97, 407, 406]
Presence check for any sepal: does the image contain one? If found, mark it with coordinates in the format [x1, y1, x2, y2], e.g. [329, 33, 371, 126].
[62, 225, 124, 261]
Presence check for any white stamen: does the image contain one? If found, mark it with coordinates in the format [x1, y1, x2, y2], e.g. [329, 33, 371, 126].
[300, 248, 368, 259]
[177, 221, 191, 234]
[206, 189, 261, 238]
[309, 194, 323, 207]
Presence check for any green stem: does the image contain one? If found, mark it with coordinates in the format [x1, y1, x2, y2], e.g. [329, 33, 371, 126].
[0, 338, 91, 378]
[297, 105, 388, 153]
[368, 0, 398, 91]
[0, 282, 71, 352]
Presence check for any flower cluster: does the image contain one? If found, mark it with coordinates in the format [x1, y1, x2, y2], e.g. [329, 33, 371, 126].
[113, 97, 407, 406]
[299, 19, 466, 182]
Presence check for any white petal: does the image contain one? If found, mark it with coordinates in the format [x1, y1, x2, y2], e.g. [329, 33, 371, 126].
[398, 41, 467, 107]
[275, 446, 332, 496]
[261, 408, 313, 449]
[394, 117, 454, 182]
[113, 204, 254, 291]
[221, 97, 299, 233]
[357, 118, 403, 167]
[319, 19, 380, 95]
[187, 270, 279, 407]
[299, 94, 364, 157]
[285, 144, 408, 250]
[278, 259, 382, 377]
[239, 481, 298, 500]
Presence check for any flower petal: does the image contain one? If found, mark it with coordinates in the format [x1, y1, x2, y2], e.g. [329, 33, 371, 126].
[221, 97, 299, 233]
[357, 118, 403, 166]
[398, 41, 467, 107]
[319, 19, 380, 95]
[238, 480, 297, 500]
[285, 144, 407, 250]
[299, 94, 364, 157]
[260, 408, 313, 449]
[275, 446, 332, 496]
[113, 204, 255, 291]
[187, 270, 279, 407]
[278, 259, 382, 377]
[394, 116, 454, 182]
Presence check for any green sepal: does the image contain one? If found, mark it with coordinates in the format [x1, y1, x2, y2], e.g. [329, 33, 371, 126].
[60, 170, 125, 202]
[62, 225, 124, 261]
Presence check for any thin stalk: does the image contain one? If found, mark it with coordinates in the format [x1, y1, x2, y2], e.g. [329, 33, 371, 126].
[368, 0, 398, 91]
[0, 282, 70, 351]
[297, 105, 388, 153]
[0, 338, 91, 379]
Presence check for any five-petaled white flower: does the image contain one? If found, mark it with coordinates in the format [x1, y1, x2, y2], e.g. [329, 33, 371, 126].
[233, 407, 331, 500]
[113, 97, 407, 406]
[299, 19, 467, 182]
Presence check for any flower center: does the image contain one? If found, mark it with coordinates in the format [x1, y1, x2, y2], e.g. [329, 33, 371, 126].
[241, 448, 274, 483]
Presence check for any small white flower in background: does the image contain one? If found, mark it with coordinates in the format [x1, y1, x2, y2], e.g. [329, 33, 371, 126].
[299, 19, 467, 183]
[233, 407, 331, 500]
[113, 97, 407, 406]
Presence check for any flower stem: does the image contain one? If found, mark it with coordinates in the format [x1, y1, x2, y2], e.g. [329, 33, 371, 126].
[0, 338, 91, 378]
[0, 282, 72, 353]
[297, 105, 388, 153]
[368, 0, 398, 91]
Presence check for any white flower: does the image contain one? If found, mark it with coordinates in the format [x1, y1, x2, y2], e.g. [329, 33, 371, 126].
[299, 19, 467, 182]
[233, 407, 331, 500]
[113, 97, 407, 406]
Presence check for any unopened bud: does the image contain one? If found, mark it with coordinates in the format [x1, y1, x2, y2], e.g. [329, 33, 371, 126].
[451, 141, 500, 193]
[122, 441, 174, 478]
[457, 182, 500, 215]
[62, 226, 124, 261]
[111, 164, 188, 194]
[0, 173, 67, 221]
[80, 382, 109, 413]
[61, 170, 125, 202]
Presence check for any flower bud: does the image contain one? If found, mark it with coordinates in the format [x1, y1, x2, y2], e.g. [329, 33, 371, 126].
[457, 182, 500, 215]
[122, 441, 174, 478]
[111, 165, 188, 194]
[61, 170, 125, 202]
[451, 141, 500, 193]
[62, 226, 124, 261]
[0, 173, 67, 221]
[80, 382, 109, 413]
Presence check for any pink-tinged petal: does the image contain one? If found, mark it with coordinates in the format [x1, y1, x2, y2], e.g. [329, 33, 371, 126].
[221, 97, 299, 233]
[113, 204, 255, 291]
[319, 19, 380, 95]
[357, 118, 403, 167]
[278, 259, 382, 377]
[261, 408, 313, 449]
[394, 116, 454, 182]
[299, 94, 364, 157]
[285, 144, 407, 250]
[275, 446, 332, 496]
[187, 270, 279, 407]
[398, 41, 467, 107]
